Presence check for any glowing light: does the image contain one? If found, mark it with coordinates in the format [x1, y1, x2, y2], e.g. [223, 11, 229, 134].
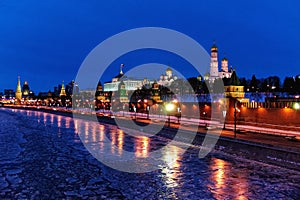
[294, 103, 300, 110]
[165, 103, 175, 112]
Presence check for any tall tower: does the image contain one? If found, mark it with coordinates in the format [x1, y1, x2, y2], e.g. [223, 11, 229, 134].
[15, 76, 22, 103]
[209, 42, 219, 80]
[22, 81, 30, 98]
[59, 81, 66, 97]
[59, 81, 67, 107]
[221, 57, 228, 72]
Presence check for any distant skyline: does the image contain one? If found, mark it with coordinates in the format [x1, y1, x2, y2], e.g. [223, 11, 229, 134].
[0, 0, 300, 92]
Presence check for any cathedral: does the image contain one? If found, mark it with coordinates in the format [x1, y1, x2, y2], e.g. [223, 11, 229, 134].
[157, 67, 178, 87]
[204, 42, 233, 82]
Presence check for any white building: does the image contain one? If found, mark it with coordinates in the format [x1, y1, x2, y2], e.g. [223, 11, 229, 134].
[157, 67, 178, 87]
[104, 64, 152, 92]
[205, 42, 233, 82]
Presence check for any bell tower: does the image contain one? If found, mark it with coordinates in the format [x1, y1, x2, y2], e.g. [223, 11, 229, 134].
[221, 57, 228, 73]
[209, 41, 219, 80]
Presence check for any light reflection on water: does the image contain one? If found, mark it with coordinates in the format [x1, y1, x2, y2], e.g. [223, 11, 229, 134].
[209, 158, 249, 200]
[10, 109, 254, 198]
[135, 136, 150, 158]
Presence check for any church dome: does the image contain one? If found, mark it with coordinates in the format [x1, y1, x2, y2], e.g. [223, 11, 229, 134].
[166, 67, 172, 72]
[222, 57, 228, 61]
[211, 43, 218, 52]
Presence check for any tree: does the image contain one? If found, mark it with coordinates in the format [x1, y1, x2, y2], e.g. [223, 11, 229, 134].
[249, 75, 259, 92]
[239, 77, 248, 90]
[283, 77, 296, 94]
[187, 77, 201, 94]
[295, 75, 300, 94]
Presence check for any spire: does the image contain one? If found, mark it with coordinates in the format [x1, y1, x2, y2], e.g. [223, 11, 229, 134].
[222, 53, 228, 61]
[59, 81, 66, 96]
[15, 76, 22, 102]
[120, 64, 124, 75]
[16, 76, 21, 93]
[211, 40, 218, 52]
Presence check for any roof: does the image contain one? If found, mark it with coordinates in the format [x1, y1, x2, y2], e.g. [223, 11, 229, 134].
[229, 70, 240, 86]
[114, 73, 124, 79]
[222, 57, 228, 61]
[166, 67, 172, 72]
[211, 43, 218, 52]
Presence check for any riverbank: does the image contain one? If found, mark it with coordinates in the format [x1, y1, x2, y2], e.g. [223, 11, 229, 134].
[2, 105, 300, 171]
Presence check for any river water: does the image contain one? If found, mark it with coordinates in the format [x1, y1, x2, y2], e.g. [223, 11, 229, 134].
[0, 108, 299, 199]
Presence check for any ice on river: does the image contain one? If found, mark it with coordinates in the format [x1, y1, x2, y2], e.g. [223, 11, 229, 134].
[0, 108, 299, 199]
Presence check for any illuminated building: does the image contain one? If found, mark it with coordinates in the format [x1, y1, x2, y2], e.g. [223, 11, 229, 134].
[59, 81, 67, 97]
[119, 81, 129, 103]
[157, 67, 178, 87]
[15, 76, 22, 103]
[22, 81, 30, 99]
[224, 70, 249, 102]
[205, 42, 233, 82]
[104, 64, 152, 92]
[151, 81, 162, 103]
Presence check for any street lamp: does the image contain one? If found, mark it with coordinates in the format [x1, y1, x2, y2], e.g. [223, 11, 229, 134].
[234, 100, 237, 139]
[133, 105, 137, 120]
[146, 105, 150, 119]
[220, 99, 227, 130]
[165, 103, 175, 127]
[293, 102, 300, 110]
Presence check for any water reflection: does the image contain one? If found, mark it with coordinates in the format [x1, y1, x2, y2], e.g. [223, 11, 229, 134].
[209, 158, 249, 199]
[6, 109, 254, 199]
[135, 136, 150, 158]
[117, 130, 124, 155]
[161, 145, 182, 189]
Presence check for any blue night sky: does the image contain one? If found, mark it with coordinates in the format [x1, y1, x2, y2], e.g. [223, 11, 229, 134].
[0, 0, 299, 92]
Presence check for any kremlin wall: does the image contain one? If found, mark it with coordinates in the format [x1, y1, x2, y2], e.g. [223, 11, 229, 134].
[2, 43, 300, 133]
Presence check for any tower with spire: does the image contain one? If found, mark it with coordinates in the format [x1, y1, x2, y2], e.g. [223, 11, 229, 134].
[15, 76, 22, 103]
[59, 81, 67, 107]
[59, 81, 67, 97]
[221, 56, 228, 73]
[207, 41, 233, 81]
[209, 42, 219, 81]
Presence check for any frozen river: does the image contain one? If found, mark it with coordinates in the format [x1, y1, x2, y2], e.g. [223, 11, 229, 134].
[0, 108, 299, 199]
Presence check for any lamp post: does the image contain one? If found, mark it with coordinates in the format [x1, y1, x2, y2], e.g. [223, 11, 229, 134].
[223, 110, 227, 129]
[165, 103, 175, 127]
[133, 106, 137, 120]
[146, 105, 150, 119]
[220, 99, 227, 130]
[234, 99, 237, 139]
